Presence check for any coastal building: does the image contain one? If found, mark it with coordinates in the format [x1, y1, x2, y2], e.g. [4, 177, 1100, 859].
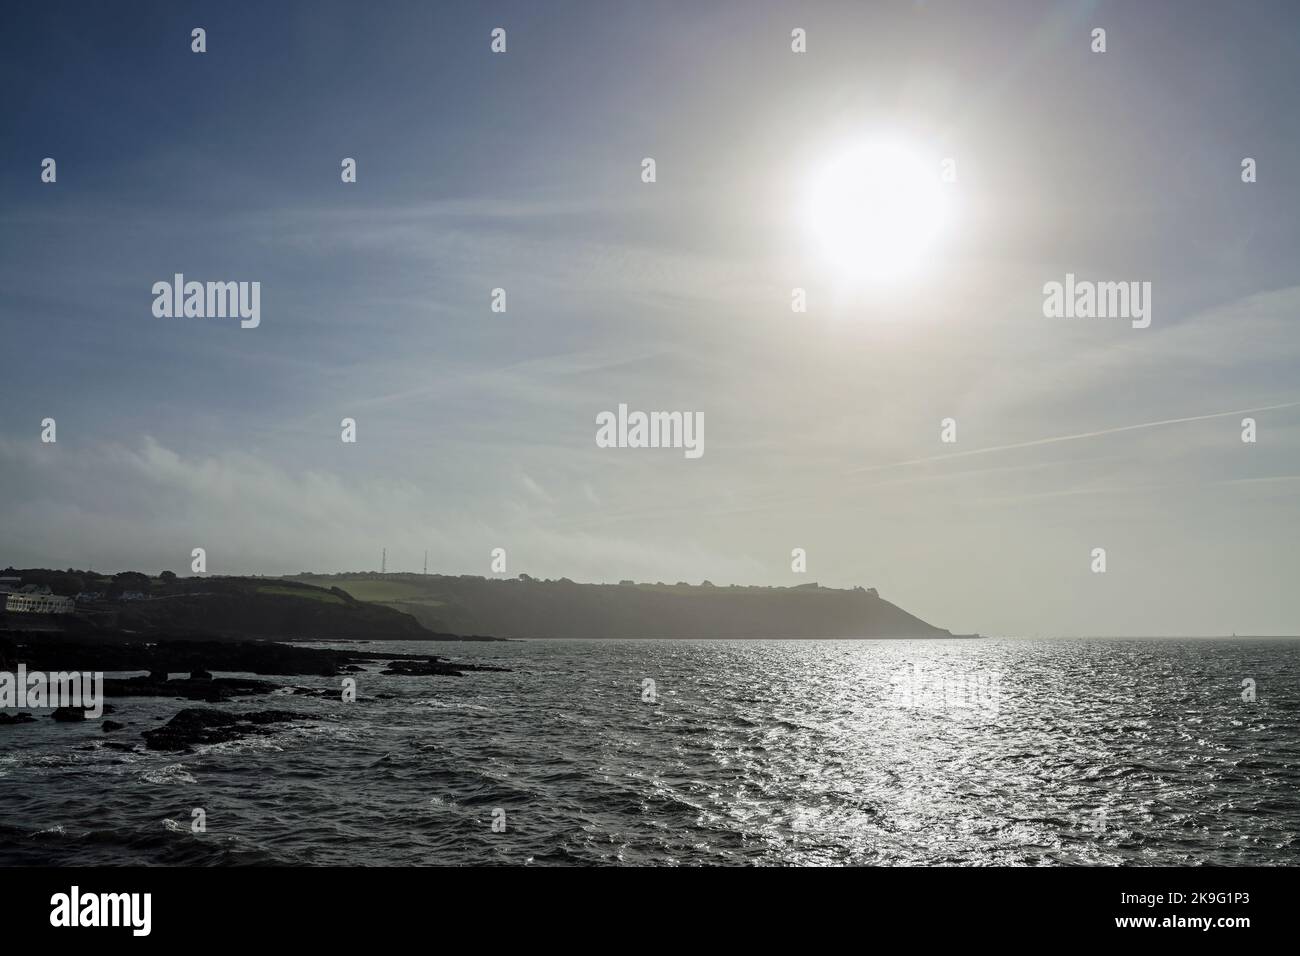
[0, 576, 21, 594]
[4, 592, 76, 614]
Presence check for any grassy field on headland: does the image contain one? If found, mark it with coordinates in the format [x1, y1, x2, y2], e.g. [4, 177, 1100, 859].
[0, 568, 489, 642]
[286, 572, 959, 640]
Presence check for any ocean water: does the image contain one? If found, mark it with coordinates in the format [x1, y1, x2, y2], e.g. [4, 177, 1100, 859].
[0, 638, 1296, 866]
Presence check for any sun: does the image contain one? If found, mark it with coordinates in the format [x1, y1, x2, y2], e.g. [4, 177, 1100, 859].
[803, 140, 950, 284]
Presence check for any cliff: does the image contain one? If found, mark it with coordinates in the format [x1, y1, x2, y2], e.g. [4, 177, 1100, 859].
[285, 573, 955, 639]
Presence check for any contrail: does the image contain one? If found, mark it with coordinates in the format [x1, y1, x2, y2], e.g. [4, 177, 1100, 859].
[564, 400, 1300, 526]
[848, 400, 1300, 475]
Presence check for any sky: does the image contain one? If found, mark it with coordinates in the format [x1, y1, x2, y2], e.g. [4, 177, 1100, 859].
[2, 0, 1299, 637]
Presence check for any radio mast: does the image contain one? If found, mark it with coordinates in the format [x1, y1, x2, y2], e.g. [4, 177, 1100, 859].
[381, 548, 386, 574]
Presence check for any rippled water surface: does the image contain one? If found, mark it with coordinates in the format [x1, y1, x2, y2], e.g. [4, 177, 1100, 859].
[1, 638, 1297, 865]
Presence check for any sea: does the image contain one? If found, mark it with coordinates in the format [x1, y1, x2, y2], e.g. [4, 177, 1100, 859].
[1, 638, 1296, 866]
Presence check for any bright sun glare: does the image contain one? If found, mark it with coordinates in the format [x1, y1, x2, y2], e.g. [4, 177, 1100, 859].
[804, 140, 950, 284]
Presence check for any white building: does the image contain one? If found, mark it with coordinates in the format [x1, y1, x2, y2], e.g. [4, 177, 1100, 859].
[4, 593, 75, 614]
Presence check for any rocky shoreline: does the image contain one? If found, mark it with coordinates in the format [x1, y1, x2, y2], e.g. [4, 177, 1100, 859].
[0, 633, 510, 752]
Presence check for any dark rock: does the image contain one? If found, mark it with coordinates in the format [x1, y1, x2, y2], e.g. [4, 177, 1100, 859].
[51, 704, 113, 721]
[0, 712, 37, 725]
[102, 720, 125, 732]
[291, 686, 350, 699]
[381, 657, 510, 676]
[381, 659, 464, 676]
[103, 674, 282, 703]
[16, 639, 365, 678]
[12, 637, 499, 681]
[142, 708, 307, 752]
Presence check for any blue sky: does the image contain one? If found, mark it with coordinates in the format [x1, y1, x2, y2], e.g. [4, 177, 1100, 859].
[2, 0, 1299, 636]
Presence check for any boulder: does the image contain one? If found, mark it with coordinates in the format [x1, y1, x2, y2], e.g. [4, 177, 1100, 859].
[142, 708, 306, 752]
